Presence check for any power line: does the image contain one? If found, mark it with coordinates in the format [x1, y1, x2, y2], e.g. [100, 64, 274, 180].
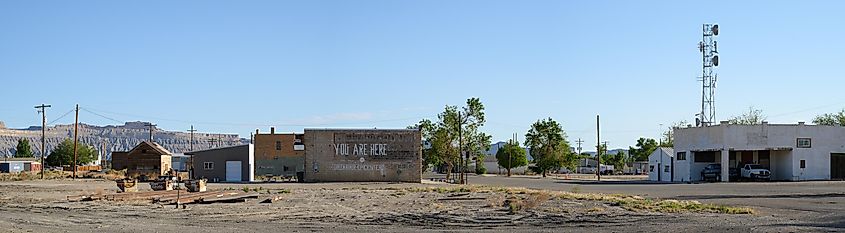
[46, 108, 75, 125]
[79, 108, 124, 124]
[81, 106, 434, 127]
[768, 101, 845, 119]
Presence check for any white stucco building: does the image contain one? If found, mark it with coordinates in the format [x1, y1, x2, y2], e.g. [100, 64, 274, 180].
[648, 147, 674, 182]
[673, 122, 845, 182]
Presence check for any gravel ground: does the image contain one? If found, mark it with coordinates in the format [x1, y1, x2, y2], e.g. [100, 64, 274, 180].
[0, 178, 840, 232]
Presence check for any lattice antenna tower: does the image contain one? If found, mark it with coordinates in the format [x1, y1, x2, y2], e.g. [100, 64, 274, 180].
[697, 24, 719, 127]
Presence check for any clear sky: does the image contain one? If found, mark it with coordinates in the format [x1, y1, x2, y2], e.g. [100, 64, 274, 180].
[1, 1, 843, 150]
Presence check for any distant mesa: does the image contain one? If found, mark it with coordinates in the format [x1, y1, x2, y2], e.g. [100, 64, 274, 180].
[0, 121, 247, 157]
[123, 121, 154, 129]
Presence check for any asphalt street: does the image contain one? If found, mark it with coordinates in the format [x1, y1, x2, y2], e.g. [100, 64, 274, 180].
[453, 174, 845, 230]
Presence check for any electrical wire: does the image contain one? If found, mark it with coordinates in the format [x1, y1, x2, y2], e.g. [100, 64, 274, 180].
[46, 109, 75, 125]
[80, 108, 124, 124]
[80, 106, 434, 128]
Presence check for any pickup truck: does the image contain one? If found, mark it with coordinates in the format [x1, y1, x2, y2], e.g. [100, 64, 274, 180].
[700, 164, 740, 182]
[700, 164, 722, 181]
[741, 164, 771, 180]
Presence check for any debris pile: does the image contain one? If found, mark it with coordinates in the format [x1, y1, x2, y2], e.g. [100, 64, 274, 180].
[67, 190, 259, 204]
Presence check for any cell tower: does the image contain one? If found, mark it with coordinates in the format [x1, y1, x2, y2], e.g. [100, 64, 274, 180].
[697, 24, 719, 127]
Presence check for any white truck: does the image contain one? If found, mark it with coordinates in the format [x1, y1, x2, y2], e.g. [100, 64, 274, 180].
[741, 164, 771, 180]
[599, 164, 615, 175]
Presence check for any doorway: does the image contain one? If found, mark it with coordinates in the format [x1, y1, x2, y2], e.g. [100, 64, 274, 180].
[832, 153, 845, 180]
[226, 161, 242, 182]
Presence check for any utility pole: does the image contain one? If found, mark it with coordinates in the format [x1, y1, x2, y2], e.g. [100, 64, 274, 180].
[101, 139, 106, 169]
[457, 112, 465, 185]
[508, 133, 515, 177]
[188, 125, 197, 179]
[73, 104, 79, 179]
[575, 138, 584, 155]
[596, 115, 601, 181]
[144, 123, 157, 142]
[34, 104, 50, 179]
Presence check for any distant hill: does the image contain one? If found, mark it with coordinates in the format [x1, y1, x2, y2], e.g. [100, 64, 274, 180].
[0, 121, 247, 159]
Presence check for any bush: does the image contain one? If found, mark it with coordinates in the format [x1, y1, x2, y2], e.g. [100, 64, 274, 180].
[475, 165, 487, 174]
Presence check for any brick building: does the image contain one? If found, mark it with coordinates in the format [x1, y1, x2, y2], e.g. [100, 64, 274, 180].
[303, 128, 421, 183]
[253, 127, 305, 180]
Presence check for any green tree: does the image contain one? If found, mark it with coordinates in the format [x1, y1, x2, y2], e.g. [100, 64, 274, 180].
[46, 139, 97, 167]
[524, 118, 574, 177]
[495, 140, 528, 176]
[628, 138, 658, 162]
[14, 138, 34, 158]
[659, 120, 688, 148]
[414, 97, 490, 180]
[474, 153, 487, 174]
[728, 106, 766, 125]
[601, 150, 626, 172]
[813, 109, 845, 126]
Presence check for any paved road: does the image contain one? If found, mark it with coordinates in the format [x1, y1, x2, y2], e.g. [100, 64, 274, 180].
[455, 174, 845, 230]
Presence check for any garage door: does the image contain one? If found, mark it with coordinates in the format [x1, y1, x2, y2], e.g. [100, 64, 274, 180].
[226, 161, 242, 182]
[832, 153, 845, 180]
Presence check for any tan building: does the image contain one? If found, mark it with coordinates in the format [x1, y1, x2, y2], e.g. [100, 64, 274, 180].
[303, 129, 421, 183]
[112, 141, 172, 180]
[253, 127, 305, 180]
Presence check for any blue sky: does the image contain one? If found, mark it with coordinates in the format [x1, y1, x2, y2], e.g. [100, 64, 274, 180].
[1, 1, 844, 150]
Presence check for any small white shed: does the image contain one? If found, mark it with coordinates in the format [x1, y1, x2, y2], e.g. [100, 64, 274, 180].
[648, 147, 674, 182]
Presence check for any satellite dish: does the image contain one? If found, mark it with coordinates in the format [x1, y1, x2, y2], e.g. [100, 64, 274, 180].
[711, 24, 719, 36]
[712, 55, 719, 66]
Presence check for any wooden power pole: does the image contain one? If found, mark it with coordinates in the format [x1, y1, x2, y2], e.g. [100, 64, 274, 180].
[34, 104, 51, 179]
[457, 112, 464, 185]
[73, 104, 79, 179]
[188, 125, 197, 179]
[596, 115, 601, 181]
[144, 123, 157, 142]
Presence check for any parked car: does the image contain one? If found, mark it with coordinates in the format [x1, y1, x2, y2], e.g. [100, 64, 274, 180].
[729, 168, 740, 181]
[700, 164, 722, 181]
[741, 164, 771, 180]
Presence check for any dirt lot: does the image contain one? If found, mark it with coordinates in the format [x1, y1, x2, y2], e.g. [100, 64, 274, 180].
[0, 177, 840, 232]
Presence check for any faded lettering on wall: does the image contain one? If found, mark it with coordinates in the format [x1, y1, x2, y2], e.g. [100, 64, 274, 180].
[332, 143, 388, 157]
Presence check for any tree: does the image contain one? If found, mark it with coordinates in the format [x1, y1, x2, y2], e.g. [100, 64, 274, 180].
[46, 139, 97, 167]
[728, 106, 766, 125]
[659, 120, 688, 148]
[474, 153, 487, 174]
[813, 109, 845, 126]
[14, 138, 34, 158]
[495, 140, 528, 176]
[524, 118, 573, 177]
[601, 150, 625, 172]
[628, 138, 658, 162]
[414, 97, 490, 180]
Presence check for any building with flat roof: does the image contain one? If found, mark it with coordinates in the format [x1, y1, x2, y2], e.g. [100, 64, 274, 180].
[253, 127, 305, 180]
[303, 128, 421, 183]
[187, 144, 254, 182]
[674, 122, 845, 182]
